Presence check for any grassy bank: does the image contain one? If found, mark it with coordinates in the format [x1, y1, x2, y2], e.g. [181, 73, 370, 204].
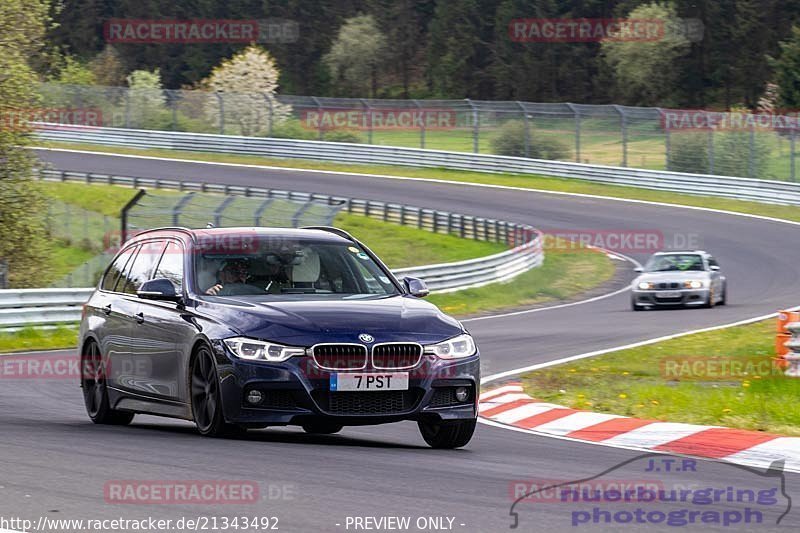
[520, 319, 800, 436]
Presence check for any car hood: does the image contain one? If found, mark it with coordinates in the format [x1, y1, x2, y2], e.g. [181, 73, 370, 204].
[193, 294, 465, 346]
[634, 271, 710, 284]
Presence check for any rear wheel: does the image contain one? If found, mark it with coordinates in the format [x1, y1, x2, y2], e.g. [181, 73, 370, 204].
[81, 340, 134, 425]
[191, 345, 241, 437]
[302, 420, 344, 435]
[418, 418, 476, 449]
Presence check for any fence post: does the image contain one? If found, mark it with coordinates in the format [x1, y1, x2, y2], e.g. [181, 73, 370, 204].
[413, 99, 425, 149]
[789, 126, 797, 181]
[360, 98, 373, 144]
[168, 90, 178, 131]
[124, 88, 131, 128]
[567, 103, 581, 162]
[215, 92, 224, 134]
[311, 96, 324, 141]
[708, 129, 715, 174]
[0, 259, 7, 289]
[659, 109, 671, 171]
[748, 125, 755, 178]
[466, 99, 479, 153]
[517, 101, 530, 158]
[263, 93, 274, 137]
[613, 105, 628, 167]
[120, 189, 147, 244]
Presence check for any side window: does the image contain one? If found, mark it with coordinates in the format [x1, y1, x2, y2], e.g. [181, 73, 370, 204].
[708, 257, 719, 269]
[120, 240, 167, 295]
[153, 241, 185, 292]
[101, 247, 135, 291]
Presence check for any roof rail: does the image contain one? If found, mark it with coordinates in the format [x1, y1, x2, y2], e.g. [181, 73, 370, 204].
[128, 226, 195, 240]
[301, 226, 356, 242]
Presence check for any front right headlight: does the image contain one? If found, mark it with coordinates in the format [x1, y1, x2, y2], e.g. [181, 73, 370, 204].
[423, 334, 477, 359]
[637, 281, 654, 290]
[223, 337, 306, 362]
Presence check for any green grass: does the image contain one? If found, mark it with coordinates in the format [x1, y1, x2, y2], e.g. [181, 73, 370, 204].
[45, 240, 95, 282]
[334, 212, 505, 269]
[429, 247, 614, 316]
[40, 141, 800, 223]
[520, 319, 800, 436]
[36, 181, 140, 217]
[0, 325, 80, 353]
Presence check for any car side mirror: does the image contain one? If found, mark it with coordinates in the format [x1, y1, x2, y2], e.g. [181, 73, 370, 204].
[633, 267, 643, 273]
[138, 278, 182, 302]
[403, 277, 430, 298]
[710, 265, 720, 271]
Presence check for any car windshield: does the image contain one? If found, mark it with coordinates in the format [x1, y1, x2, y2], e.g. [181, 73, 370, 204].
[644, 254, 705, 272]
[194, 236, 399, 297]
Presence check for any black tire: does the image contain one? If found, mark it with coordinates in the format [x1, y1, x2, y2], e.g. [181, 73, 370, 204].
[190, 345, 241, 437]
[418, 418, 476, 449]
[81, 340, 134, 425]
[302, 420, 344, 435]
[704, 287, 716, 308]
[632, 300, 643, 311]
[718, 284, 727, 305]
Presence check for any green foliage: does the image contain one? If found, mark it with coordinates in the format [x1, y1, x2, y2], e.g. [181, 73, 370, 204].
[89, 46, 127, 86]
[51, 56, 96, 85]
[0, 0, 52, 288]
[669, 130, 771, 178]
[770, 25, 800, 109]
[323, 130, 365, 143]
[125, 69, 166, 129]
[601, 3, 690, 106]
[323, 15, 388, 97]
[490, 120, 570, 160]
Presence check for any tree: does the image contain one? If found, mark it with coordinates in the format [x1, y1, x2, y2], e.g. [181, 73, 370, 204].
[0, 0, 52, 287]
[770, 25, 800, 109]
[323, 15, 388, 97]
[601, 2, 690, 106]
[51, 56, 96, 85]
[90, 46, 127, 86]
[202, 46, 291, 136]
[126, 69, 166, 128]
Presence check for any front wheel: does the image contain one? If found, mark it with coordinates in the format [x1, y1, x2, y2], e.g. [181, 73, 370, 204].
[81, 340, 134, 425]
[718, 284, 727, 305]
[191, 345, 241, 437]
[418, 418, 476, 449]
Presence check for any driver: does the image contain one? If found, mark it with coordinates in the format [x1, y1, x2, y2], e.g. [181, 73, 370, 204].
[205, 259, 255, 296]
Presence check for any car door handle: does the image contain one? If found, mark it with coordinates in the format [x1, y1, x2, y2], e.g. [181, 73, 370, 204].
[103, 304, 112, 316]
[135, 312, 145, 324]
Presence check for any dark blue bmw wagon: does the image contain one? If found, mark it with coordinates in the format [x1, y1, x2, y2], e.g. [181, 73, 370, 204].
[78, 226, 479, 448]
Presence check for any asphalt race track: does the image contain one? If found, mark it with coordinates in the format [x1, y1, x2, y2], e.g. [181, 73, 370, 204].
[1, 148, 798, 531]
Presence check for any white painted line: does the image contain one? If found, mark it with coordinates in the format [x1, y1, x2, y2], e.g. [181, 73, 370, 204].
[490, 403, 568, 425]
[601, 422, 718, 448]
[531, 412, 624, 436]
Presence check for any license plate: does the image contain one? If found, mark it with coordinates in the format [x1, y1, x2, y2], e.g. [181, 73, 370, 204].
[330, 373, 409, 392]
[657, 291, 681, 298]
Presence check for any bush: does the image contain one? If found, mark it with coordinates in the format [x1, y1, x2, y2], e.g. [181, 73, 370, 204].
[268, 119, 318, 140]
[322, 130, 365, 143]
[491, 120, 570, 160]
[669, 130, 771, 178]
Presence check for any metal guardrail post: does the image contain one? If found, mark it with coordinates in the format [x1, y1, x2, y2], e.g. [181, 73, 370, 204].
[784, 322, 800, 377]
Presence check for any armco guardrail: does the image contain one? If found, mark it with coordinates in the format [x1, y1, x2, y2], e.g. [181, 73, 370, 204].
[7, 168, 542, 328]
[36, 124, 800, 206]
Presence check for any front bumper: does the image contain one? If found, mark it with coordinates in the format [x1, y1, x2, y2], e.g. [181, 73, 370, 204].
[211, 341, 480, 426]
[632, 288, 709, 307]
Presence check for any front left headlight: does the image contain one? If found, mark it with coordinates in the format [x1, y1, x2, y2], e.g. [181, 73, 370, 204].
[684, 280, 704, 289]
[637, 281, 654, 290]
[223, 337, 306, 362]
[424, 333, 477, 359]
